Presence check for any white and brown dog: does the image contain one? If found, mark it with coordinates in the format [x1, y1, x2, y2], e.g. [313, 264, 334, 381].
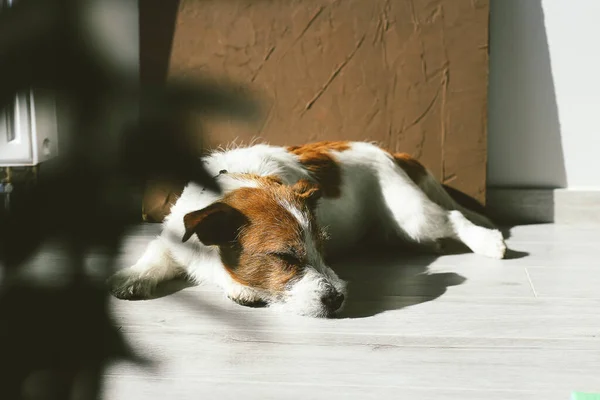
[108, 141, 506, 317]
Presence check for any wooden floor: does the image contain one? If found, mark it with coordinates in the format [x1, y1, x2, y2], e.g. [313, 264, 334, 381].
[98, 223, 600, 400]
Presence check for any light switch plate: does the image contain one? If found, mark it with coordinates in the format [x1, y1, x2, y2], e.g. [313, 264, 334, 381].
[0, 90, 59, 167]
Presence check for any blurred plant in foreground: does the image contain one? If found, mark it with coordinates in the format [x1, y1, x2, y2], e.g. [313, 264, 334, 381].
[0, 0, 263, 398]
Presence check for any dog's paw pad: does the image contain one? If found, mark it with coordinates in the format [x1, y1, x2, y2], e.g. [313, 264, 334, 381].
[107, 269, 155, 300]
[228, 296, 267, 308]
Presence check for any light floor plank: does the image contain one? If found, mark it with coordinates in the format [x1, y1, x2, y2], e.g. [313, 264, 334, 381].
[102, 376, 569, 400]
[527, 266, 600, 299]
[11, 223, 600, 399]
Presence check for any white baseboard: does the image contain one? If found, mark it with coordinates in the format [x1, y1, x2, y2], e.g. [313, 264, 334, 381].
[486, 188, 600, 225]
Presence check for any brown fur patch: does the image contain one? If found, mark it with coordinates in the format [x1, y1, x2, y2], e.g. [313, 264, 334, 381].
[227, 172, 285, 187]
[287, 141, 350, 198]
[391, 152, 428, 184]
[183, 177, 325, 293]
[287, 141, 351, 154]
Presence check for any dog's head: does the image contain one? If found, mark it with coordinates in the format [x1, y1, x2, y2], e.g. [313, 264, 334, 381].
[182, 176, 347, 318]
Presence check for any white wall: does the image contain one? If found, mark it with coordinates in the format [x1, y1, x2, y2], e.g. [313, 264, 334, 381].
[488, 0, 600, 190]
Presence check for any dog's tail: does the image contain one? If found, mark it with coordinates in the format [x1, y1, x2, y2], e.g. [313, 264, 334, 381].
[441, 184, 487, 216]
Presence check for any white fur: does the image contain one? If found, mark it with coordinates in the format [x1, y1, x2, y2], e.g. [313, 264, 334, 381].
[109, 141, 506, 317]
[269, 268, 344, 318]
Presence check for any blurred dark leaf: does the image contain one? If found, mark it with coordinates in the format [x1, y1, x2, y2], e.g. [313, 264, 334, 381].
[0, 0, 264, 398]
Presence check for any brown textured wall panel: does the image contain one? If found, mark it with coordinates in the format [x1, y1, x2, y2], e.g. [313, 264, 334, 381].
[139, 0, 180, 85]
[166, 0, 489, 203]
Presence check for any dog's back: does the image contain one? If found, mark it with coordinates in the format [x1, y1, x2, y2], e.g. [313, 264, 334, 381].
[198, 140, 497, 257]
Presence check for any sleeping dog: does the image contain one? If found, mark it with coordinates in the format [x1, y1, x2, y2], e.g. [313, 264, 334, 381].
[108, 141, 505, 317]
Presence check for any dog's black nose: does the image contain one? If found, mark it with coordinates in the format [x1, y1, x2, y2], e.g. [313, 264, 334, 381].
[322, 292, 344, 312]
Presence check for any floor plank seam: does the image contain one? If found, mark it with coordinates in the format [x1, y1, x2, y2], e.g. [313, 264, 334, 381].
[524, 268, 539, 297]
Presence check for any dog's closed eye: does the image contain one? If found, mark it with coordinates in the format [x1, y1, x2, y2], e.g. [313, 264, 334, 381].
[272, 252, 303, 267]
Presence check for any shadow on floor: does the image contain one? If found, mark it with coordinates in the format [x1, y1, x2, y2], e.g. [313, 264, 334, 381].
[127, 246, 465, 320]
[123, 225, 529, 319]
[331, 226, 529, 319]
[499, 224, 530, 259]
[150, 278, 196, 299]
[331, 244, 466, 319]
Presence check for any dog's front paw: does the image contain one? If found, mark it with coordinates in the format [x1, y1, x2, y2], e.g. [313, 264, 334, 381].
[228, 296, 267, 308]
[225, 284, 266, 308]
[107, 268, 156, 300]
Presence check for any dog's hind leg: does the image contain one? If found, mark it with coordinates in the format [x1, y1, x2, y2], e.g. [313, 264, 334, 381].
[418, 175, 497, 230]
[108, 238, 186, 299]
[377, 152, 506, 259]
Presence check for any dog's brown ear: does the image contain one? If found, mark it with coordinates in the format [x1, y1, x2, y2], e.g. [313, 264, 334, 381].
[182, 203, 247, 246]
[292, 179, 322, 203]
